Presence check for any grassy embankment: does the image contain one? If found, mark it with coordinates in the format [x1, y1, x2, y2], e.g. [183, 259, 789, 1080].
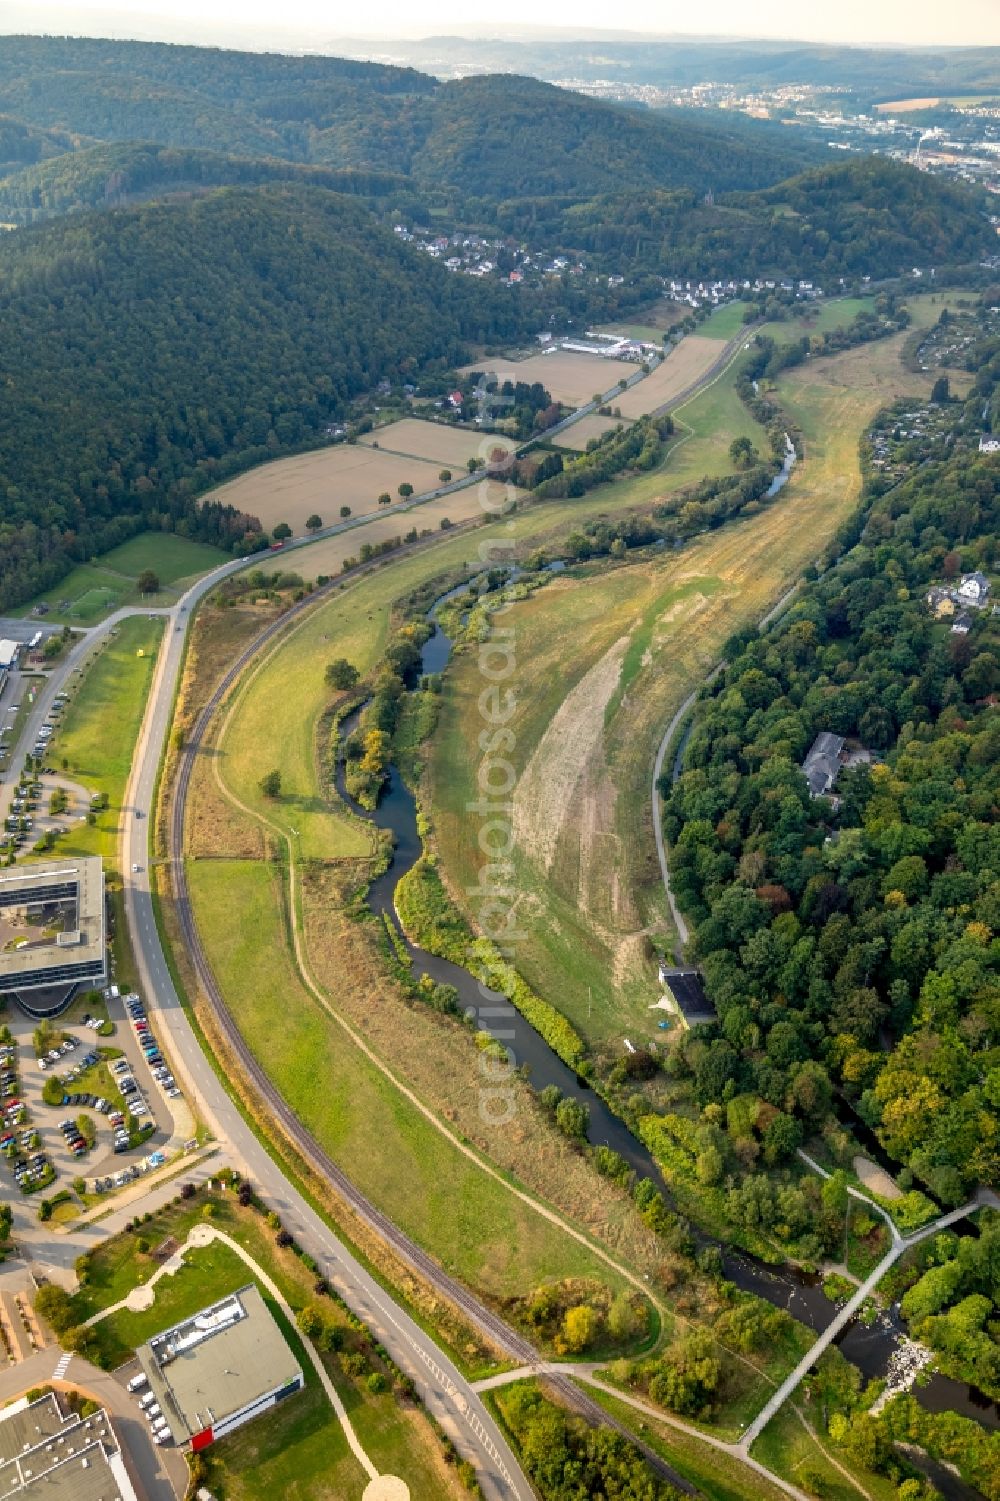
[71, 1181, 466, 1501]
[13, 533, 228, 625]
[580, 1384, 791, 1501]
[428, 320, 939, 1059]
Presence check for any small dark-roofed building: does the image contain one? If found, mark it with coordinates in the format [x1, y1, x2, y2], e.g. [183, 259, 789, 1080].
[801, 731, 846, 798]
[657, 967, 717, 1029]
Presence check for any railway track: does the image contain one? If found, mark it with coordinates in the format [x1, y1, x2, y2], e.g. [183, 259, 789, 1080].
[165, 575, 696, 1494]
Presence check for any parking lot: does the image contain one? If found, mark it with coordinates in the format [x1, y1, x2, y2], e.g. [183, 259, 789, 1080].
[0, 989, 188, 1208]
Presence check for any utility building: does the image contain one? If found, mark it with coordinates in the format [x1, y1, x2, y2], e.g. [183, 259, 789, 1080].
[136, 1285, 304, 1452]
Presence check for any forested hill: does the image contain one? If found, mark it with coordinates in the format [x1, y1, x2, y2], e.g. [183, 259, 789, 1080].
[0, 35, 825, 195]
[548, 158, 994, 279]
[0, 183, 538, 611]
[0, 142, 415, 225]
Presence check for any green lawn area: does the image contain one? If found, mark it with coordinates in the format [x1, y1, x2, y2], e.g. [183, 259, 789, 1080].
[186, 857, 629, 1303]
[750, 1402, 900, 1501]
[699, 301, 754, 340]
[12, 533, 228, 624]
[33, 615, 164, 869]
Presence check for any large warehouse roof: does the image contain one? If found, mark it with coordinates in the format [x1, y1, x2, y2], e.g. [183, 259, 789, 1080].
[0, 857, 105, 991]
[0, 1393, 138, 1501]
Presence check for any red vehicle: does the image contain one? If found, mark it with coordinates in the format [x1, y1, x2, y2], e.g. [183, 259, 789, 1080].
[269, 541, 285, 551]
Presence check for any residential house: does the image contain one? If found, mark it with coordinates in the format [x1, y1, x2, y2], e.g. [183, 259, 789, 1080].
[801, 731, 846, 797]
[951, 611, 973, 635]
[958, 571, 991, 607]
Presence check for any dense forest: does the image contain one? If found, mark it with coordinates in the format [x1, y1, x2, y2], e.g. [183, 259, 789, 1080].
[0, 182, 556, 610]
[663, 338, 1000, 1212]
[0, 142, 416, 224]
[543, 159, 994, 280]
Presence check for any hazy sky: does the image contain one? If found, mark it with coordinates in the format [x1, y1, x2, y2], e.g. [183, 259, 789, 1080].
[6, 0, 1000, 48]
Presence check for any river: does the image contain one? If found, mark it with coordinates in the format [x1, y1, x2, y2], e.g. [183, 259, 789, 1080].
[334, 580, 997, 1438]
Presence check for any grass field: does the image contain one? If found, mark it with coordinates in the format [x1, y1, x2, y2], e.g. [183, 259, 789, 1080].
[186, 858, 635, 1302]
[615, 336, 726, 418]
[458, 349, 637, 406]
[37, 615, 164, 868]
[699, 302, 754, 340]
[360, 418, 518, 468]
[428, 325, 935, 1050]
[13, 535, 228, 625]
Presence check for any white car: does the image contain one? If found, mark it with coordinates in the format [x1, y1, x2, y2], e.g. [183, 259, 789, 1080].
[131, 863, 142, 873]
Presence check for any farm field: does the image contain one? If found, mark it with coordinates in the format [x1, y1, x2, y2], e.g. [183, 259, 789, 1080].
[288, 482, 526, 583]
[40, 614, 164, 869]
[12, 534, 227, 625]
[551, 413, 625, 450]
[428, 325, 936, 1050]
[197, 444, 447, 536]
[458, 348, 637, 406]
[360, 417, 518, 468]
[614, 335, 728, 418]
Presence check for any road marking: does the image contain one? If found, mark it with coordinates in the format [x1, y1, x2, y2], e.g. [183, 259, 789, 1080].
[52, 1353, 72, 1380]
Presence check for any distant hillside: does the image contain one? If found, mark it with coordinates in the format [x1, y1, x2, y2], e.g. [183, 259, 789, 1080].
[0, 142, 415, 225]
[340, 32, 1000, 97]
[398, 75, 829, 198]
[0, 36, 825, 198]
[0, 183, 537, 611]
[0, 113, 82, 178]
[537, 158, 995, 279]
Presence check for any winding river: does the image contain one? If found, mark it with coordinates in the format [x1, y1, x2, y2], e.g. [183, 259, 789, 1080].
[334, 583, 997, 1437]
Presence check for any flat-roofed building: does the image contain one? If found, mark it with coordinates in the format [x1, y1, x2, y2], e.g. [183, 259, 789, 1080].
[0, 641, 19, 672]
[137, 1284, 303, 1452]
[0, 1392, 138, 1501]
[0, 857, 106, 1015]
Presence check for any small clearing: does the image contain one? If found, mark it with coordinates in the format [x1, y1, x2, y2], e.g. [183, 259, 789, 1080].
[513, 633, 630, 871]
[853, 1155, 903, 1200]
